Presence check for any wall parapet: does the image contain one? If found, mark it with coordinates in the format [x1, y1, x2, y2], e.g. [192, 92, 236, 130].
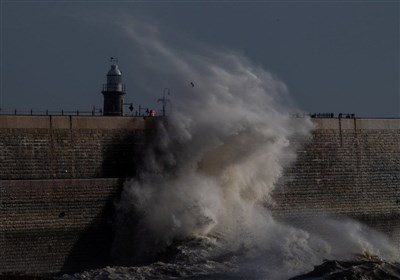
[312, 118, 400, 130]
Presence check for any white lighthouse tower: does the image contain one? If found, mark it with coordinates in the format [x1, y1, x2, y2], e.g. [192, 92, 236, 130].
[102, 59, 126, 116]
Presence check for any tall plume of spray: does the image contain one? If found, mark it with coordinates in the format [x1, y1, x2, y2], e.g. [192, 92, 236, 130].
[112, 18, 396, 279]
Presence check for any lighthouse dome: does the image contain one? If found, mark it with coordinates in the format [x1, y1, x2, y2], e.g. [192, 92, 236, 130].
[107, 64, 122, 76]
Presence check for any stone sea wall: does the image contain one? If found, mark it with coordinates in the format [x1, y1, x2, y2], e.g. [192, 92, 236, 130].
[0, 116, 154, 180]
[272, 118, 400, 248]
[0, 116, 156, 275]
[1, 178, 120, 274]
[0, 116, 398, 275]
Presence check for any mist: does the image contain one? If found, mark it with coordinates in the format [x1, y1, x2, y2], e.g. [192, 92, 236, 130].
[111, 17, 397, 279]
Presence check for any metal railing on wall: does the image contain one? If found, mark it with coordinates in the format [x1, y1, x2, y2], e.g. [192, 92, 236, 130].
[290, 113, 356, 119]
[0, 109, 104, 116]
[0, 107, 161, 117]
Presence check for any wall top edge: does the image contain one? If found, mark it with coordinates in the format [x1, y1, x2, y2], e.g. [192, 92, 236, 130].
[0, 115, 156, 130]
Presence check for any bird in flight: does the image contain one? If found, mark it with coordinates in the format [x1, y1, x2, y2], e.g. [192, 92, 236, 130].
[190, 82, 195, 87]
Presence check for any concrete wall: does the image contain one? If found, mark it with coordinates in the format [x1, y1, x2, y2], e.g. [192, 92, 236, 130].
[0, 116, 399, 275]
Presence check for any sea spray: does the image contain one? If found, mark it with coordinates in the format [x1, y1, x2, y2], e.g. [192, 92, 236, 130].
[73, 18, 398, 279]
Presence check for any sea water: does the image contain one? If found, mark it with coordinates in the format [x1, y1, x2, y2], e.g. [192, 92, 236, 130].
[60, 239, 400, 279]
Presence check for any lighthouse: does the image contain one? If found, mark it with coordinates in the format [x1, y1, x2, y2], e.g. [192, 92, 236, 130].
[102, 60, 126, 116]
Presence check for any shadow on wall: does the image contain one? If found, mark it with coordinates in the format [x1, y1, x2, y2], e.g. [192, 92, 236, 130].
[62, 118, 162, 273]
[61, 131, 144, 273]
[60, 185, 122, 274]
[100, 133, 143, 178]
[62, 120, 160, 273]
[110, 119, 180, 267]
[99, 118, 160, 178]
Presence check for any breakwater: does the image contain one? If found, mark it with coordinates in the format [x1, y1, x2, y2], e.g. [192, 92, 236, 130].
[0, 116, 398, 275]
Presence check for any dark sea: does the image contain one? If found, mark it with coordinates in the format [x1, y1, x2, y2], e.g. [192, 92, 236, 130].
[60, 257, 400, 280]
[59, 235, 400, 280]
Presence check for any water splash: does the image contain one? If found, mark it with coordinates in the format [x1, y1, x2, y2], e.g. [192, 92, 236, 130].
[108, 18, 397, 279]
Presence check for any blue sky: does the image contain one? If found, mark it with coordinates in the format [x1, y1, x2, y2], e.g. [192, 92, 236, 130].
[1, 1, 399, 117]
